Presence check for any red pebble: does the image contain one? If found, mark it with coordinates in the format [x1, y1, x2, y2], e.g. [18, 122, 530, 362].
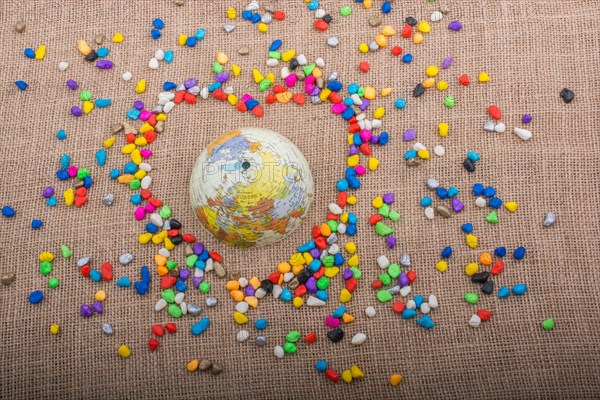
[174, 90, 186, 103]
[211, 90, 226, 101]
[75, 187, 87, 197]
[182, 234, 196, 243]
[488, 105, 502, 120]
[313, 19, 329, 31]
[312, 225, 322, 239]
[209, 251, 222, 262]
[167, 229, 179, 237]
[347, 116, 357, 124]
[126, 133, 136, 143]
[490, 260, 504, 275]
[348, 123, 360, 133]
[252, 105, 264, 117]
[273, 10, 285, 20]
[477, 309, 492, 321]
[265, 93, 276, 104]
[313, 267, 325, 279]
[151, 324, 165, 337]
[359, 61, 370, 73]
[401, 24, 412, 38]
[101, 262, 113, 281]
[148, 338, 159, 351]
[305, 331, 316, 343]
[147, 114, 157, 126]
[371, 279, 383, 289]
[140, 189, 151, 200]
[337, 192, 348, 207]
[345, 277, 357, 292]
[236, 101, 248, 112]
[325, 369, 339, 383]
[80, 265, 91, 277]
[359, 143, 371, 155]
[165, 323, 177, 334]
[74, 196, 88, 207]
[458, 74, 470, 86]
[161, 275, 177, 289]
[326, 212, 338, 221]
[292, 93, 305, 105]
[145, 131, 156, 144]
[315, 236, 327, 249]
[391, 300, 405, 314]
[272, 85, 286, 93]
[294, 285, 307, 297]
[268, 272, 280, 284]
[328, 92, 341, 103]
[391, 46, 403, 56]
[369, 214, 383, 225]
[406, 269, 417, 283]
[148, 198, 162, 207]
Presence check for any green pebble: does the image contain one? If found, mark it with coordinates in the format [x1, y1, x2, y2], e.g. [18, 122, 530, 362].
[541, 318, 555, 331]
[340, 6, 352, 16]
[259, 79, 271, 92]
[213, 61, 223, 74]
[166, 260, 177, 270]
[316, 276, 330, 290]
[376, 289, 393, 303]
[378, 204, 390, 218]
[464, 293, 479, 304]
[302, 64, 315, 76]
[389, 210, 401, 222]
[286, 330, 301, 343]
[444, 95, 455, 108]
[379, 273, 391, 286]
[387, 263, 401, 279]
[162, 289, 176, 303]
[486, 211, 499, 224]
[80, 90, 92, 101]
[283, 342, 297, 354]
[375, 221, 394, 236]
[48, 277, 59, 288]
[186, 254, 198, 268]
[199, 281, 211, 293]
[167, 304, 182, 318]
[350, 267, 361, 279]
[129, 179, 141, 190]
[322, 255, 334, 267]
[268, 51, 281, 60]
[40, 261, 52, 275]
[76, 168, 90, 180]
[357, 87, 365, 97]
[159, 205, 172, 219]
[60, 244, 73, 258]
[326, 220, 338, 233]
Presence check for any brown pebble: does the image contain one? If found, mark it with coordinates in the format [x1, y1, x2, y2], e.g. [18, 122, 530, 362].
[1, 272, 15, 286]
[185, 245, 194, 257]
[154, 121, 164, 133]
[168, 268, 179, 277]
[368, 17, 382, 27]
[74, 181, 85, 189]
[228, 271, 241, 280]
[439, 3, 450, 14]
[213, 262, 226, 278]
[406, 158, 420, 167]
[287, 278, 299, 290]
[295, 72, 305, 82]
[122, 122, 137, 135]
[14, 21, 25, 33]
[199, 359, 212, 371]
[94, 34, 105, 45]
[210, 362, 223, 375]
[174, 0, 185, 5]
[263, 3, 275, 13]
[436, 205, 451, 218]
[237, 47, 250, 55]
[316, 77, 324, 89]
[111, 123, 123, 135]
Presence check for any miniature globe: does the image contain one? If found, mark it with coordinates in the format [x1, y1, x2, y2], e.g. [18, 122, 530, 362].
[190, 127, 314, 248]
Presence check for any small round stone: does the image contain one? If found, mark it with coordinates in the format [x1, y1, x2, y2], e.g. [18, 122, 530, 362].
[102, 323, 113, 335]
[327, 36, 339, 47]
[543, 211, 556, 227]
[560, 88, 575, 103]
[238, 47, 250, 55]
[368, 17, 382, 27]
[256, 335, 267, 346]
[365, 306, 376, 317]
[1, 272, 15, 286]
[205, 297, 218, 307]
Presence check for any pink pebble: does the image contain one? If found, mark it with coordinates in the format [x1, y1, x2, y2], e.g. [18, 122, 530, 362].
[284, 74, 297, 87]
[359, 129, 372, 142]
[139, 110, 152, 121]
[241, 94, 253, 102]
[304, 76, 316, 85]
[67, 166, 78, 177]
[331, 104, 347, 114]
[325, 317, 340, 328]
[144, 204, 156, 213]
[305, 84, 315, 94]
[133, 207, 146, 220]
[355, 165, 366, 175]
[140, 149, 152, 159]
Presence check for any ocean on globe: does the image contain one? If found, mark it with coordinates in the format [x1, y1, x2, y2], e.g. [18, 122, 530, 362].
[189, 127, 314, 248]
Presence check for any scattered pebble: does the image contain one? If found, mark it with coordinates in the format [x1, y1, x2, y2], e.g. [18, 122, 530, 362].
[14, 21, 26, 33]
[543, 211, 556, 227]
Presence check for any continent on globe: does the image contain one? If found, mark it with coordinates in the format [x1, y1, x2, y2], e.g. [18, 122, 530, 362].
[190, 127, 314, 248]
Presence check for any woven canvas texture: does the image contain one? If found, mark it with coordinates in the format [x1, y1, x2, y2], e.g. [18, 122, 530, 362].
[1, 0, 599, 398]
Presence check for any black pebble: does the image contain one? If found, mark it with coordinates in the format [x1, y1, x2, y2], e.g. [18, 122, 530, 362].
[169, 218, 182, 230]
[84, 50, 98, 62]
[560, 88, 575, 103]
[297, 268, 312, 284]
[463, 158, 476, 172]
[260, 279, 273, 293]
[327, 328, 344, 343]
[322, 14, 332, 24]
[171, 235, 182, 245]
[471, 271, 490, 284]
[289, 58, 299, 70]
[481, 280, 495, 294]
[413, 83, 425, 97]
[406, 16, 418, 26]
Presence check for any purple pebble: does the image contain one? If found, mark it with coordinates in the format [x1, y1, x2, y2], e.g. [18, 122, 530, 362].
[92, 301, 104, 314]
[42, 186, 55, 198]
[66, 79, 78, 90]
[386, 236, 396, 249]
[359, 99, 370, 111]
[193, 242, 204, 255]
[191, 277, 203, 288]
[442, 56, 453, 69]
[215, 73, 230, 83]
[402, 129, 416, 141]
[343, 268, 353, 280]
[71, 106, 83, 117]
[179, 269, 190, 280]
[245, 285, 255, 296]
[184, 78, 197, 89]
[370, 135, 380, 144]
[348, 145, 359, 156]
[451, 197, 465, 212]
[382, 193, 395, 205]
[309, 248, 320, 259]
[522, 114, 532, 124]
[305, 277, 317, 293]
[80, 304, 93, 318]
[398, 272, 410, 287]
[95, 60, 113, 69]
[310, 87, 320, 96]
[133, 100, 144, 110]
[448, 20, 463, 31]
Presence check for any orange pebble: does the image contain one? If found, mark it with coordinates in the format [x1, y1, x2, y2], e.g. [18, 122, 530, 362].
[480, 252, 493, 265]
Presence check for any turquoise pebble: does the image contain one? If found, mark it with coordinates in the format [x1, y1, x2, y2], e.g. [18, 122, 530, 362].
[307, 0, 319, 11]
[512, 284, 527, 295]
[401, 309, 417, 319]
[117, 276, 131, 287]
[191, 317, 211, 335]
[394, 98, 407, 109]
[280, 288, 292, 302]
[56, 129, 67, 140]
[95, 149, 107, 166]
[109, 169, 121, 179]
[498, 286, 510, 298]
[95, 98, 112, 108]
[414, 295, 424, 309]
[315, 359, 327, 372]
[29, 290, 44, 304]
[348, 83, 359, 94]
[316, 290, 328, 301]
[90, 270, 102, 281]
[131, 193, 142, 205]
[447, 186, 459, 197]
[195, 29, 206, 40]
[467, 151, 480, 162]
[127, 109, 140, 120]
[420, 196, 432, 207]
[46, 196, 57, 207]
[164, 50, 174, 64]
[97, 47, 109, 57]
[417, 315, 435, 329]
[404, 150, 417, 160]
[336, 179, 349, 191]
[332, 306, 346, 318]
[513, 246, 526, 260]
[255, 318, 268, 330]
[60, 154, 70, 169]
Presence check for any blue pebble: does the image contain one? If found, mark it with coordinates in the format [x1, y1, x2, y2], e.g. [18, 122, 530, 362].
[15, 80, 28, 90]
[124, 162, 138, 174]
[151, 29, 161, 40]
[394, 97, 407, 109]
[46, 196, 57, 207]
[31, 219, 43, 229]
[404, 149, 417, 160]
[513, 246, 526, 260]
[467, 151, 480, 162]
[199, 250, 210, 261]
[379, 131, 390, 145]
[269, 39, 282, 51]
[417, 315, 435, 329]
[336, 179, 349, 191]
[134, 281, 149, 295]
[96, 149, 107, 166]
[141, 266, 151, 283]
[352, 133, 363, 146]
[56, 170, 69, 180]
[332, 306, 346, 319]
[436, 188, 449, 200]
[414, 295, 424, 309]
[316, 290, 328, 302]
[461, 223, 473, 233]
[473, 183, 484, 195]
[24, 48, 35, 58]
[346, 224, 357, 236]
[341, 107, 355, 120]
[191, 317, 211, 336]
[163, 81, 177, 91]
[512, 284, 527, 295]
[347, 213, 358, 224]
[298, 240, 315, 252]
[280, 288, 292, 302]
[494, 246, 506, 257]
[95, 98, 112, 108]
[315, 360, 328, 372]
[208, 82, 222, 92]
[245, 99, 259, 110]
[420, 196, 432, 207]
[488, 197, 502, 209]
[241, 10, 252, 20]
[83, 175, 93, 189]
[447, 186, 459, 198]
[117, 276, 131, 287]
[255, 318, 268, 330]
[2, 206, 15, 218]
[97, 47, 109, 57]
[127, 109, 141, 120]
[333, 253, 345, 266]
[194, 260, 206, 270]
[195, 29, 206, 40]
[348, 83, 359, 94]
[90, 270, 102, 282]
[402, 53, 413, 63]
[152, 18, 165, 29]
[381, 1, 392, 13]
[327, 81, 343, 92]
[185, 37, 197, 47]
[343, 97, 354, 106]
[483, 186, 496, 197]
[175, 280, 187, 292]
[109, 169, 121, 179]
[250, 13, 261, 23]
[145, 222, 158, 233]
[56, 129, 67, 140]
[307, 0, 319, 10]
[498, 286, 510, 298]
[60, 154, 71, 169]
[29, 290, 44, 304]
[164, 50, 174, 64]
[309, 259, 321, 272]
[441, 246, 452, 258]
[401, 309, 417, 319]
[347, 177, 361, 189]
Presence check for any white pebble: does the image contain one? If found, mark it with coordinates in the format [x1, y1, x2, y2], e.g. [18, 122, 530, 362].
[154, 298, 167, 311]
[413, 142, 426, 151]
[369, 41, 379, 52]
[235, 301, 249, 313]
[544, 211, 556, 227]
[327, 36, 339, 47]
[155, 49, 165, 61]
[150, 213, 163, 227]
[139, 162, 152, 172]
[58, 61, 69, 71]
[514, 127, 532, 140]
[431, 10, 443, 22]
[255, 288, 267, 299]
[261, 13, 272, 24]
[328, 244, 339, 255]
[483, 121, 495, 132]
[280, 67, 290, 79]
[337, 223, 346, 234]
[328, 203, 342, 215]
[425, 207, 435, 219]
[194, 268, 204, 278]
[102, 323, 113, 335]
[315, 57, 325, 68]
[475, 197, 487, 207]
[224, 24, 235, 33]
[266, 58, 279, 67]
[122, 71, 132, 81]
[174, 292, 185, 304]
[420, 303, 431, 314]
[377, 255, 390, 269]
[429, 294, 439, 308]
[427, 178, 440, 189]
[469, 314, 481, 327]
[272, 284, 282, 299]
[205, 258, 213, 271]
[238, 277, 248, 287]
[400, 285, 412, 297]
[274, 345, 285, 358]
[400, 253, 411, 267]
[406, 300, 416, 310]
[180, 302, 187, 315]
[494, 122, 506, 133]
[236, 330, 249, 342]
[296, 54, 307, 65]
[315, 9, 326, 18]
[351, 333, 367, 345]
[140, 175, 151, 189]
[283, 272, 294, 282]
[245, 0, 259, 11]
[158, 248, 170, 257]
[365, 306, 376, 318]
[434, 145, 445, 156]
[372, 119, 382, 128]
[200, 87, 209, 99]
[164, 101, 175, 113]
[306, 296, 325, 306]
[148, 58, 159, 70]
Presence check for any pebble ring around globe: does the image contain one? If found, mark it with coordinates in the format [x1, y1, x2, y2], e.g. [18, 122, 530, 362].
[189, 127, 314, 248]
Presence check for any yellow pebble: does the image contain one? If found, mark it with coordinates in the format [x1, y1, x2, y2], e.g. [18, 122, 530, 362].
[319, 87, 331, 102]
[178, 34, 188, 46]
[139, 233, 152, 244]
[289, 253, 305, 266]
[39, 252, 55, 262]
[438, 122, 449, 137]
[339, 213, 349, 223]
[227, 94, 238, 105]
[358, 43, 369, 53]
[375, 34, 387, 47]
[350, 365, 364, 379]
[342, 313, 354, 323]
[435, 260, 448, 273]
[258, 23, 268, 32]
[312, 67, 323, 78]
[112, 33, 124, 43]
[422, 78, 435, 89]
[347, 134, 354, 145]
[164, 237, 175, 251]
[216, 52, 228, 64]
[347, 196, 357, 205]
[465, 263, 479, 276]
[103, 136, 116, 148]
[227, 7, 236, 19]
[390, 374, 403, 386]
[363, 0, 372, 8]
[117, 174, 134, 184]
[293, 296, 304, 308]
[417, 20, 431, 33]
[347, 255, 359, 267]
[381, 87, 392, 97]
[95, 290, 106, 302]
[437, 81, 449, 91]
[233, 312, 249, 325]
[345, 242, 357, 254]
[505, 202, 518, 212]
[303, 252, 313, 265]
[245, 296, 258, 308]
[187, 359, 199, 372]
[232, 64, 241, 77]
[252, 69, 264, 84]
[347, 154, 360, 167]
[135, 79, 146, 94]
[466, 234, 478, 249]
[77, 39, 92, 56]
[249, 277, 261, 289]
[342, 370, 353, 384]
[50, 324, 60, 335]
[413, 32, 424, 44]
[82, 101, 94, 114]
[478, 72, 491, 82]
[372, 196, 383, 209]
[323, 267, 339, 278]
[380, 25, 396, 36]
[156, 113, 167, 122]
[64, 188, 74, 206]
[225, 280, 239, 291]
[35, 45, 46, 60]
[368, 157, 379, 171]
[417, 149, 430, 160]
[117, 344, 131, 358]
[134, 137, 147, 147]
[373, 107, 385, 119]
[130, 149, 142, 165]
[339, 289, 352, 303]
[277, 262, 291, 274]
[151, 233, 164, 245]
[363, 87, 376, 100]
[281, 50, 296, 62]
[425, 66, 439, 77]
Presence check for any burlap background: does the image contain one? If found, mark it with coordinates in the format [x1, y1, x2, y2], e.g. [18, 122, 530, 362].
[1, 0, 599, 398]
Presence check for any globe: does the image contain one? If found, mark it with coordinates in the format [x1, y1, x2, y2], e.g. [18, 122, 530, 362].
[189, 127, 314, 248]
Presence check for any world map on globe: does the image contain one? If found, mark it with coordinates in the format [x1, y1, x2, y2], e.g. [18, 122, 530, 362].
[189, 127, 314, 248]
